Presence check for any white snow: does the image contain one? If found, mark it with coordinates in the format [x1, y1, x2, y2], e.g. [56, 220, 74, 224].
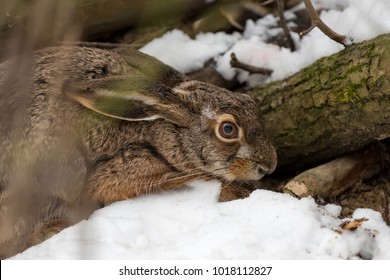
[140, 29, 240, 73]
[12, 181, 390, 260]
[141, 0, 390, 84]
[11, 0, 390, 260]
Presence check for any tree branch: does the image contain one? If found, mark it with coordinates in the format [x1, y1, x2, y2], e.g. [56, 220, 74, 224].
[276, 0, 296, 51]
[283, 146, 382, 199]
[301, 0, 352, 46]
[230, 52, 273, 75]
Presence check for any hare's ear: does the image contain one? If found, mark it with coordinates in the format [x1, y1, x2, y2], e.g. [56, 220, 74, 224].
[62, 75, 192, 126]
[118, 49, 187, 88]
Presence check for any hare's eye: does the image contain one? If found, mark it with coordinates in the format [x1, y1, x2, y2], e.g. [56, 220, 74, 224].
[218, 121, 239, 139]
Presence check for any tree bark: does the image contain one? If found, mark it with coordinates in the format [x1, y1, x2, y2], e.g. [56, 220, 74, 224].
[250, 34, 390, 169]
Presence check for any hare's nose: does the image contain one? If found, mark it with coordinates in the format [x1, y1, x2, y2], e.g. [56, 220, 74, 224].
[257, 163, 275, 176]
[257, 170, 266, 179]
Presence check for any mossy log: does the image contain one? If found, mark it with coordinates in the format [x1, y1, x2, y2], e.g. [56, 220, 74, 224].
[251, 34, 390, 169]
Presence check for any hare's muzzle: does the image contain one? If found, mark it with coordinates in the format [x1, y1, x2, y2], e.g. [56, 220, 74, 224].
[257, 163, 276, 179]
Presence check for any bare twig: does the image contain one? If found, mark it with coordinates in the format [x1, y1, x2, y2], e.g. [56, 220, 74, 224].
[301, 0, 352, 46]
[230, 52, 273, 75]
[276, 0, 296, 51]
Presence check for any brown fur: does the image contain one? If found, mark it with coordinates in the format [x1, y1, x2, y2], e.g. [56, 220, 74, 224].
[0, 46, 277, 258]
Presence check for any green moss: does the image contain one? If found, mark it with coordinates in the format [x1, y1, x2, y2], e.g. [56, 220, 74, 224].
[328, 75, 370, 105]
[343, 84, 362, 102]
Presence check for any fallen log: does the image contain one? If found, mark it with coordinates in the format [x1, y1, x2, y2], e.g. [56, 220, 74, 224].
[250, 34, 390, 169]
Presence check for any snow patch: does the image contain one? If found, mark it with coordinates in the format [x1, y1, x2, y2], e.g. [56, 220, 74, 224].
[13, 181, 390, 259]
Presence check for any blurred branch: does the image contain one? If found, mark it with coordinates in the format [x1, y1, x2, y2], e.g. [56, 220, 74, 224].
[60, 41, 133, 49]
[276, 0, 295, 51]
[0, 0, 211, 61]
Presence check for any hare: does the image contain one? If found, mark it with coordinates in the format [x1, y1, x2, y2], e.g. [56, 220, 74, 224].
[0, 46, 277, 258]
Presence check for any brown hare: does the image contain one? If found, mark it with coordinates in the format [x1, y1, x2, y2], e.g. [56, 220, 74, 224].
[0, 46, 277, 258]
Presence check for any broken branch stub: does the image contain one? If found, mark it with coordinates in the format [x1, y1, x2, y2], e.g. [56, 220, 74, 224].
[283, 147, 382, 199]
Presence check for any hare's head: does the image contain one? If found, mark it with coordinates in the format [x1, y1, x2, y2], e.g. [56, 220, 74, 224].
[168, 80, 277, 181]
[63, 50, 277, 182]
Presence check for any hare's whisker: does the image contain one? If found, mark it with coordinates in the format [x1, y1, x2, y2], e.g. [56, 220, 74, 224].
[167, 159, 228, 169]
[132, 171, 208, 192]
[157, 171, 208, 184]
[220, 180, 234, 192]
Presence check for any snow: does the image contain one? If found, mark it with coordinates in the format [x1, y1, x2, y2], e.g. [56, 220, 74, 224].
[11, 0, 390, 260]
[12, 182, 390, 260]
[140, 30, 240, 73]
[141, 0, 390, 84]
